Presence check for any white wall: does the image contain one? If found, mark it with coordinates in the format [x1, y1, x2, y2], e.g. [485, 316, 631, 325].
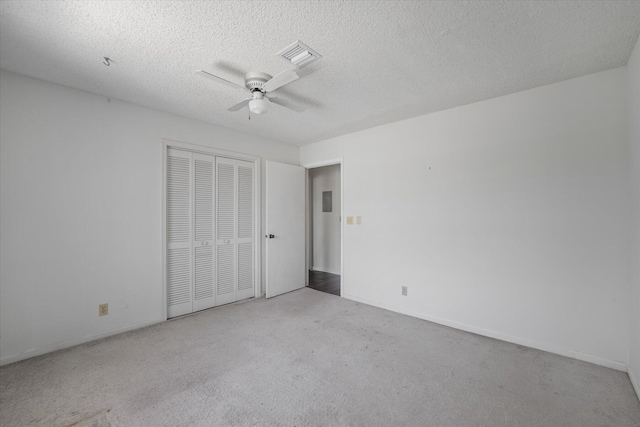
[310, 165, 341, 274]
[0, 70, 298, 365]
[301, 67, 630, 370]
[628, 34, 640, 397]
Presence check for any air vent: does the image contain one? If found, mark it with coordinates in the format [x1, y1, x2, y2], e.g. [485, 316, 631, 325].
[276, 40, 322, 68]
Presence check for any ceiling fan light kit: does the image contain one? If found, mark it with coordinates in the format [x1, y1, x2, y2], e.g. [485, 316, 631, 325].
[249, 93, 270, 115]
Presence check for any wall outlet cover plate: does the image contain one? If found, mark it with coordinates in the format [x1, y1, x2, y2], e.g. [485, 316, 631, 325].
[99, 303, 108, 316]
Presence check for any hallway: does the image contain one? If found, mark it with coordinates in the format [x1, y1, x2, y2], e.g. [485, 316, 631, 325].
[308, 270, 340, 296]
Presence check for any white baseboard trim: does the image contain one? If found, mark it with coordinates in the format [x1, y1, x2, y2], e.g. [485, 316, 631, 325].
[311, 266, 341, 275]
[342, 293, 628, 372]
[629, 368, 640, 402]
[0, 319, 164, 367]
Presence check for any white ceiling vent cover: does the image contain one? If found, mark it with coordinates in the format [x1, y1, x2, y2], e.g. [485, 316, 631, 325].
[276, 40, 322, 68]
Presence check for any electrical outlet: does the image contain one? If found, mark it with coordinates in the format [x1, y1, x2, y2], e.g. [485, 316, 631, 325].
[99, 303, 108, 316]
[346, 216, 354, 225]
[402, 286, 408, 296]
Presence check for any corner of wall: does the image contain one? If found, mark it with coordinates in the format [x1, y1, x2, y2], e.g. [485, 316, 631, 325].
[627, 33, 640, 401]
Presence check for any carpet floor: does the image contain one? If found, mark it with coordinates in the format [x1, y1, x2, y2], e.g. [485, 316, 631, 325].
[1, 288, 639, 426]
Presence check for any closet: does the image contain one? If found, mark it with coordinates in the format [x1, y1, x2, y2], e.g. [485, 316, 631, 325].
[167, 148, 255, 318]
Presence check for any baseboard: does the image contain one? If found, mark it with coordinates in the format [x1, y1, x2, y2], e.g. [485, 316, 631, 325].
[0, 319, 164, 367]
[629, 367, 640, 402]
[311, 266, 341, 275]
[342, 293, 628, 372]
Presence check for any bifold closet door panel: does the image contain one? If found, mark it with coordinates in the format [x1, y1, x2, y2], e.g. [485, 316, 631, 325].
[216, 157, 238, 306]
[236, 160, 255, 301]
[167, 148, 193, 318]
[192, 153, 216, 312]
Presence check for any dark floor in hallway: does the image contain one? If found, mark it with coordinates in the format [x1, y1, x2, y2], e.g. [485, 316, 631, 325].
[308, 270, 340, 296]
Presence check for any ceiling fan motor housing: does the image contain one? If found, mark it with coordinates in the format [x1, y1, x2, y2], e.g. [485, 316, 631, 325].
[244, 71, 272, 93]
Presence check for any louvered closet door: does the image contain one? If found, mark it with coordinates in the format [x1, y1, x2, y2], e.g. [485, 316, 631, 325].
[167, 149, 193, 318]
[216, 157, 238, 306]
[236, 160, 255, 301]
[215, 157, 256, 305]
[192, 153, 216, 311]
[168, 151, 255, 317]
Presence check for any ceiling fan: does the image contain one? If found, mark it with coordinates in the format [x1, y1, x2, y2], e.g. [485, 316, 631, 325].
[195, 69, 305, 115]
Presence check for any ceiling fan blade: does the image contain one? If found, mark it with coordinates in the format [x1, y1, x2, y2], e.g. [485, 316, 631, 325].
[196, 70, 247, 92]
[227, 98, 252, 112]
[263, 69, 299, 92]
[267, 96, 305, 113]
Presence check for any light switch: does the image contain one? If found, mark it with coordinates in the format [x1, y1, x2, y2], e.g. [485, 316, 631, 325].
[357, 216, 361, 225]
[346, 216, 354, 225]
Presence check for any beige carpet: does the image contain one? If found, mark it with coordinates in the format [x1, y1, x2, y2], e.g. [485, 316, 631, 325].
[1, 288, 639, 426]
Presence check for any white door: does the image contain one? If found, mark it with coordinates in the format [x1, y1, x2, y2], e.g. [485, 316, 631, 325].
[216, 157, 238, 306]
[167, 149, 255, 318]
[167, 149, 217, 317]
[192, 153, 216, 312]
[215, 157, 256, 305]
[167, 149, 194, 318]
[265, 161, 305, 298]
[236, 160, 255, 301]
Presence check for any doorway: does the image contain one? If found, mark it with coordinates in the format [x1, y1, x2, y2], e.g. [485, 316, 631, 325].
[307, 163, 342, 296]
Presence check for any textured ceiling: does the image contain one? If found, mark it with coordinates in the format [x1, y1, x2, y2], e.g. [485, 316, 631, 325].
[1, 1, 639, 146]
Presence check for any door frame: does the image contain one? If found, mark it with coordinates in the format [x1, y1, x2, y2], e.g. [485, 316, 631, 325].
[302, 158, 344, 297]
[162, 139, 262, 320]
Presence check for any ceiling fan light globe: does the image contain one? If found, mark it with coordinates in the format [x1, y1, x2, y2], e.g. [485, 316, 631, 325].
[249, 98, 270, 115]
